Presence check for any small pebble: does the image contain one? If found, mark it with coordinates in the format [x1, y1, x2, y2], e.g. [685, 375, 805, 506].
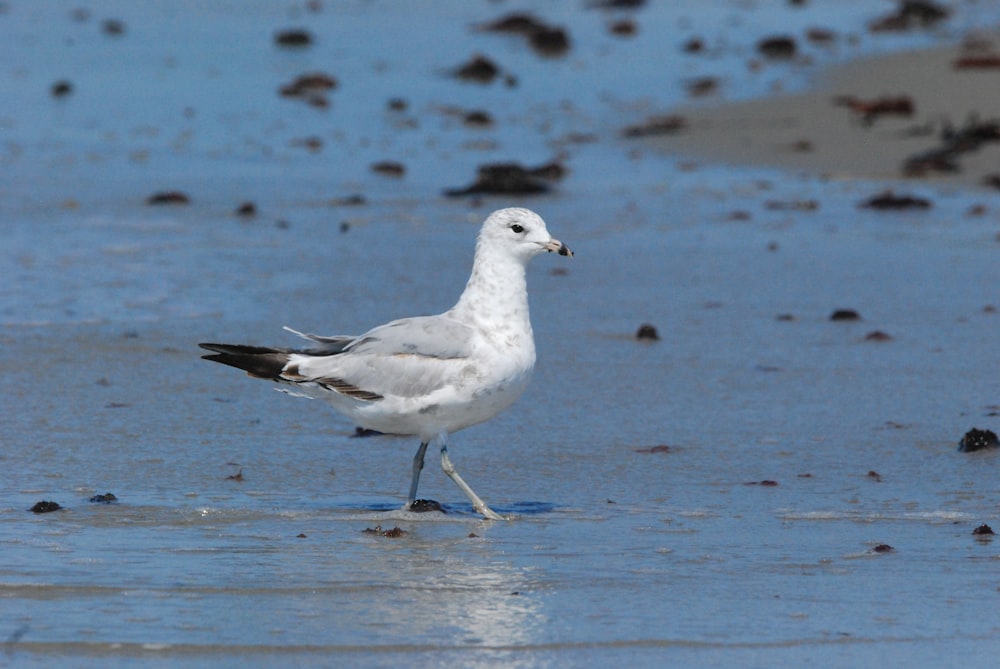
[274, 29, 313, 47]
[235, 201, 257, 217]
[757, 35, 797, 59]
[30, 501, 61, 514]
[409, 499, 445, 513]
[830, 308, 861, 321]
[370, 161, 405, 177]
[51, 80, 73, 97]
[635, 323, 660, 340]
[957, 428, 999, 453]
[363, 525, 407, 537]
[101, 18, 125, 36]
[146, 191, 190, 206]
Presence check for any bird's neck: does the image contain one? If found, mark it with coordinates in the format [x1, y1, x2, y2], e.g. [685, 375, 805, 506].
[450, 250, 532, 334]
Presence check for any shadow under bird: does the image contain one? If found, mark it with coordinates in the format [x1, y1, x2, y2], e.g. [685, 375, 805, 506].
[199, 207, 572, 520]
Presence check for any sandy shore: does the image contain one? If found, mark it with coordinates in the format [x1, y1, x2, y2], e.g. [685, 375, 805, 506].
[649, 34, 1000, 188]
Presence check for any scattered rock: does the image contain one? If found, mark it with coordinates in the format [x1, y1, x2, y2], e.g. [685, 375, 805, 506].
[387, 97, 408, 111]
[746, 480, 779, 486]
[226, 468, 244, 481]
[830, 308, 862, 321]
[634, 445, 671, 454]
[806, 28, 837, 44]
[867, 470, 883, 482]
[363, 524, 407, 537]
[957, 428, 999, 453]
[869, 0, 950, 32]
[953, 55, 1000, 69]
[587, 0, 647, 9]
[279, 72, 338, 108]
[972, 523, 995, 535]
[453, 54, 503, 84]
[370, 161, 406, 177]
[871, 543, 894, 553]
[146, 191, 190, 206]
[764, 199, 818, 211]
[409, 499, 445, 513]
[622, 114, 685, 137]
[635, 323, 660, 340]
[903, 117, 1000, 177]
[477, 12, 570, 56]
[330, 194, 367, 207]
[682, 37, 704, 53]
[859, 190, 931, 210]
[101, 18, 126, 36]
[444, 161, 563, 197]
[235, 201, 257, 217]
[685, 76, 718, 97]
[833, 95, 914, 125]
[864, 330, 893, 342]
[291, 136, 323, 152]
[609, 19, 637, 36]
[89, 492, 118, 504]
[274, 28, 313, 47]
[463, 110, 493, 127]
[30, 501, 61, 514]
[757, 35, 797, 59]
[51, 80, 73, 97]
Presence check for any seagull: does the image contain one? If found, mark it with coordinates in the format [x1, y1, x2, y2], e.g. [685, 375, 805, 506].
[199, 207, 572, 520]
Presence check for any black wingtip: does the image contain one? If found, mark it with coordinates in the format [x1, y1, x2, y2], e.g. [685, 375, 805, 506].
[198, 342, 291, 380]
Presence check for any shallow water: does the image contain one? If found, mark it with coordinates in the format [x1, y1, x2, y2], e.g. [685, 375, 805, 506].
[2, 2, 1000, 667]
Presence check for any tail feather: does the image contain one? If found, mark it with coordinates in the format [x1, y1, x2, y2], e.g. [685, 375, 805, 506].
[199, 343, 292, 380]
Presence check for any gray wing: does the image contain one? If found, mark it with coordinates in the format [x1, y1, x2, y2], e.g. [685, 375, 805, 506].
[289, 316, 480, 399]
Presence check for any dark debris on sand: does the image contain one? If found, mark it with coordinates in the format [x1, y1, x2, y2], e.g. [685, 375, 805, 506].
[476, 12, 570, 57]
[444, 161, 565, 197]
[146, 191, 191, 206]
[902, 117, 1000, 177]
[869, 0, 950, 32]
[30, 501, 62, 514]
[363, 525, 408, 538]
[833, 95, 914, 125]
[635, 323, 660, 340]
[859, 190, 931, 210]
[830, 308, 862, 321]
[409, 499, 445, 513]
[279, 72, 338, 108]
[957, 428, 999, 452]
[452, 54, 512, 85]
[622, 114, 686, 138]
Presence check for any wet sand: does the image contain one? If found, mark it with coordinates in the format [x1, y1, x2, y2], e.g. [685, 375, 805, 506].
[652, 34, 1000, 187]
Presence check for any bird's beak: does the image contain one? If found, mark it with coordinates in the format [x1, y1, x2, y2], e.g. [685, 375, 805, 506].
[544, 239, 573, 257]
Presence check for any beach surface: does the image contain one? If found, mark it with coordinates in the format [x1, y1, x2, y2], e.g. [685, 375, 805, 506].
[2, 2, 999, 668]
[656, 32, 1000, 187]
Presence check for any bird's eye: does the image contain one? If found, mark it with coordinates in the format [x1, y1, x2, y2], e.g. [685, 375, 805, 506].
[510, 224, 524, 234]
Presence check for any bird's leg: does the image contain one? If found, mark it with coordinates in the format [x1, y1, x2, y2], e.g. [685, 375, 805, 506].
[407, 440, 429, 505]
[439, 442, 505, 521]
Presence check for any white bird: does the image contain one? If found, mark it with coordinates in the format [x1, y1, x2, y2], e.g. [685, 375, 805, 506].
[200, 207, 572, 520]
